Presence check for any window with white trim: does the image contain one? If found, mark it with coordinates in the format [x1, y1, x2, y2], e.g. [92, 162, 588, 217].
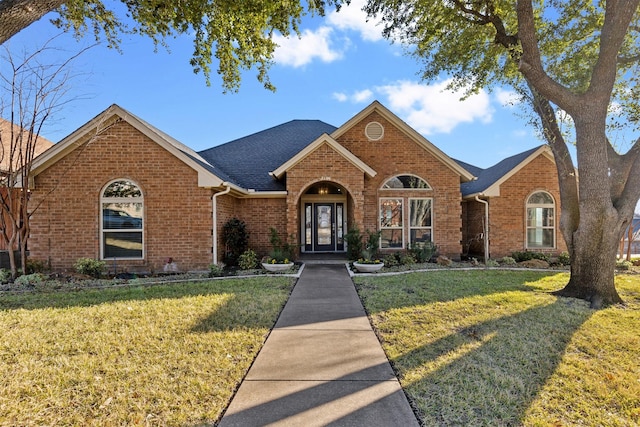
[409, 198, 432, 246]
[526, 191, 555, 248]
[380, 198, 403, 248]
[101, 179, 144, 259]
[381, 174, 431, 190]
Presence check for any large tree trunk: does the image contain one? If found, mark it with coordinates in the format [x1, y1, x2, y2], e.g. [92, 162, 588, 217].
[554, 211, 624, 308]
[0, 0, 64, 45]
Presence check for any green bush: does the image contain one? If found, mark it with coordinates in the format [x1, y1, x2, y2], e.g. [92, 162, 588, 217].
[558, 251, 571, 266]
[400, 253, 417, 265]
[26, 258, 48, 274]
[209, 264, 224, 277]
[74, 258, 106, 278]
[0, 269, 11, 283]
[14, 272, 46, 286]
[238, 249, 259, 270]
[345, 224, 363, 261]
[500, 256, 517, 266]
[408, 242, 437, 263]
[361, 230, 382, 261]
[485, 259, 499, 267]
[616, 260, 632, 271]
[382, 253, 399, 267]
[267, 227, 296, 262]
[222, 218, 249, 267]
[511, 251, 550, 263]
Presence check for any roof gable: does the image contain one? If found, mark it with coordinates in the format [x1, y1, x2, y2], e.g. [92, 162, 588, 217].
[270, 133, 377, 179]
[0, 118, 54, 172]
[331, 101, 475, 182]
[30, 104, 225, 188]
[459, 145, 554, 198]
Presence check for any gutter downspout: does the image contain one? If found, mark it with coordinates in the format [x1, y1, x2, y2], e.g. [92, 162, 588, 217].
[475, 195, 490, 264]
[212, 183, 232, 265]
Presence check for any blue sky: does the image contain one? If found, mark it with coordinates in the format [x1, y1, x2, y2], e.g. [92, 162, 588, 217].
[6, 0, 560, 169]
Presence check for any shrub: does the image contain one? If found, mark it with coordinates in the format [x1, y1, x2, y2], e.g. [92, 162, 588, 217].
[14, 273, 45, 286]
[222, 218, 249, 267]
[400, 253, 417, 265]
[436, 255, 453, 266]
[500, 256, 517, 266]
[511, 251, 550, 263]
[408, 242, 437, 263]
[74, 258, 106, 278]
[345, 224, 363, 261]
[616, 260, 632, 271]
[557, 251, 571, 266]
[0, 269, 11, 283]
[361, 229, 382, 261]
[26, 258, 48, 274]
[209, 264, 224, 277]
[268, 227, 296, 262]
[485, 259, 499, 267]
[382, 254, 399, 267]
[238, 249, 259, 270]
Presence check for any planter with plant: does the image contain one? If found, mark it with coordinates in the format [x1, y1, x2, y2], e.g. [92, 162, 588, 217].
[353, 230, 384, 272]
[262, 227, 296, 272]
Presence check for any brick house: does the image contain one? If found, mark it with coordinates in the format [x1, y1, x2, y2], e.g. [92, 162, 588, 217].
[27, 101, 566, 272]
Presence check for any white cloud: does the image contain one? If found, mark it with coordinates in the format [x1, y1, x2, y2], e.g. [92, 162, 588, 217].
[326, 0, 384, 42]
[273, 26, 343, 67]
[332, 92, 348, 102]
[376, 80, 494, 135]
[495, 88, 521, 107]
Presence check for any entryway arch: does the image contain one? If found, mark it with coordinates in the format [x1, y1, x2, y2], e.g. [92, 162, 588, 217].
[299, 181, 350, 253]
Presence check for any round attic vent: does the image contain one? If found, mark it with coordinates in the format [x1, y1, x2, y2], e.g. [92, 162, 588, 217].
[365, 121, 384, 141]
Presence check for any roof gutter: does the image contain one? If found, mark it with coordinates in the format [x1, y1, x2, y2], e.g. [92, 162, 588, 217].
[475, 195, 490, 263]
[212, 183, 232, 265]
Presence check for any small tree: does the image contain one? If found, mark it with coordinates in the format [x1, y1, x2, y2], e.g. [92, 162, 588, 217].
[0, 37, 94, 278]
[222, 218, 249, 267]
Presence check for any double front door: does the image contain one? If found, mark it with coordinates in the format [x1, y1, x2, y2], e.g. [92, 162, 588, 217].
[304, 202, 345, 252]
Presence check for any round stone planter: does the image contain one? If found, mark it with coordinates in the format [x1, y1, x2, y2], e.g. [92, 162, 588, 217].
[353, 262, 384, 273]
[262, 262, 294, 272]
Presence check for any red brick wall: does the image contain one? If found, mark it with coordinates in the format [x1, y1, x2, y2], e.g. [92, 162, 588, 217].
[335, 111, 463, 258]
[29, 120, 213, 272]
[234, 197, 287, 258]
[487, 154, 567, 258]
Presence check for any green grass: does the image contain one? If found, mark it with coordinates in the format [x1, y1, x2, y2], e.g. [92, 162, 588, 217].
[354, 270, 640, 426]
[0, 277, 294, 426]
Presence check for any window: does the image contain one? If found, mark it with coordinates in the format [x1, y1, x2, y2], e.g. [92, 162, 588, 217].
[101, 179, 143, 259]
[409, 198, 432, 246]
[526, 191, 555, 248]
[382, 174, 431, 190]
[380, 198, 403, 248]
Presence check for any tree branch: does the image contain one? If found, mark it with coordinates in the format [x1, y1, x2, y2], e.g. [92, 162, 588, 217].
[0, 0, 66, 45]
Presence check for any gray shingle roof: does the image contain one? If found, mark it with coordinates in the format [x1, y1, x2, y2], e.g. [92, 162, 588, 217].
[198, 120, 337, 191]
[457, 145, 545, 197]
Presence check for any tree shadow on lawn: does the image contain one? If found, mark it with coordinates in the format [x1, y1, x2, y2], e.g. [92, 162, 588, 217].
[386, 297, 593, 425]
[354, 269, 562, 311]
[0, 278, 294, 332]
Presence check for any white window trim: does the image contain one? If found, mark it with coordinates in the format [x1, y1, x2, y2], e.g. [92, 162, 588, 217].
[408, 197, 433, 246]
[525, 191, 556, 250]
[379, 197, 405, 249]
[381, 174, 432, 190]
[100, 179, 145, 260]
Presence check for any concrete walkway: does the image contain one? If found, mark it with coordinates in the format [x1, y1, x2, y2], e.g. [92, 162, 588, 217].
[218, 263, 419, 427]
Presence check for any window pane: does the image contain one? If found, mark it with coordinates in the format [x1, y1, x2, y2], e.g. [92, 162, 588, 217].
[103, 202, 143, 229]
[103, 180, 142, 198]
[103, 232, 143, 258]
[382, 175, 430, 189]
[528, 192, 553, 204]
[410, 229, 432, 245]
[381, 229, 403, 248]
[410, 199, 431, 227]
[380, 199, 403, 227]
[527, 229, 554, 248]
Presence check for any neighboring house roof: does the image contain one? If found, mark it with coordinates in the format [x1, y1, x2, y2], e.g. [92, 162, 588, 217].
[0, 118, 54, 172]
[458, 145, 552, 198]
[30, 104, 226, 188]
[199, 120, 338, 192]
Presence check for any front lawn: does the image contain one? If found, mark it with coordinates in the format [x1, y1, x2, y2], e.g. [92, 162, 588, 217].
[354, 270, 640, 426]
[0, 277, 294, 426]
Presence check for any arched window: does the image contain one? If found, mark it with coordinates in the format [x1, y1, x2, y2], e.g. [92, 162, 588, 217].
[101, 179, 144, 259]
[526, 191, 555, 249]
[382, 174, 431, 190]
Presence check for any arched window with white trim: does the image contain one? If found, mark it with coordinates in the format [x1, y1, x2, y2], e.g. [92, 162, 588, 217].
[526, 191, 555, 249]
[101, 179, 144, 259]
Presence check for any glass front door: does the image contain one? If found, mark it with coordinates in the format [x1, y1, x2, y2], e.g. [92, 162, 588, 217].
[304, 202, 345, 252]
